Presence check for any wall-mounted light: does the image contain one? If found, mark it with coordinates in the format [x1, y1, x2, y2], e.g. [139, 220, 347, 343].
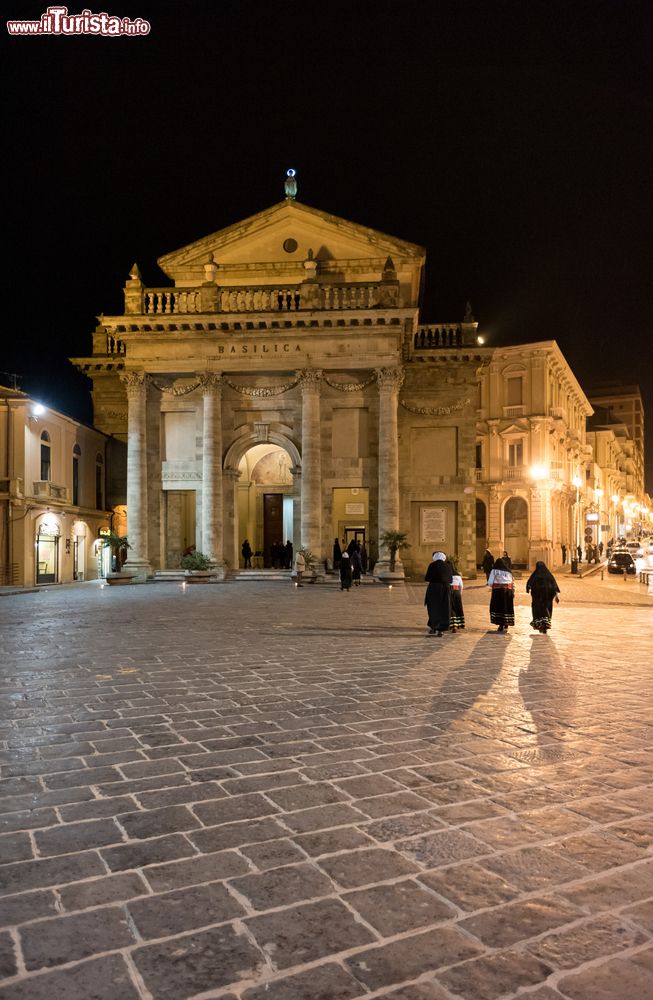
[28, 402, 46, 422]
[477, 335, 485, 345]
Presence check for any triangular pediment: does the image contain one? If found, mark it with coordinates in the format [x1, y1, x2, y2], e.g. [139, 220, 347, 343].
[158, 200, 425, 285]
[499, 423, 528, 436]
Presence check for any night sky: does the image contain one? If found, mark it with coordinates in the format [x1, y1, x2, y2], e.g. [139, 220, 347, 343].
[4, 0, 652, 489]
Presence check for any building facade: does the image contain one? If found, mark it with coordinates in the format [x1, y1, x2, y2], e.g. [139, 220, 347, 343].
[475, 342, 594, 567]
[72, 196, 490, 580]
[587, 385, 645, 499]
[0, 386, 113, 586]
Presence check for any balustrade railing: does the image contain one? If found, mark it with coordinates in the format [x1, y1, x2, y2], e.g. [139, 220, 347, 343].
[144, 289, 202, 314]
[219, 287, 302, 312]
[413, 325, 463, 349]
[503, 466, 524, 481]
[139, 282, 387, 315]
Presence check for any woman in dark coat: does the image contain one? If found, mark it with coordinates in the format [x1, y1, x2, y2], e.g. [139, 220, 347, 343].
[333, 538, 342, 569]
[339, 552, 352, 591]
[481, 549, 494, 580]
[350, 546, 362, 586]
[526, 561, 560, 633]
[424, 551, 453, 636]
[487, 557, 515, 633]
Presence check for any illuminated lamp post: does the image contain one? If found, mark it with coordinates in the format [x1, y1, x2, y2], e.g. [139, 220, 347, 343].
[571, 475, 583, 573]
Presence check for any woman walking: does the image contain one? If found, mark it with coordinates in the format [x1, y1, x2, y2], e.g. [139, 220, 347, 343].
[449, 563, 465, 632]
[487, 557, 515, 633]
[481, 548, 494, 580]
[424, 551, 453, 636]
[526, 561, 560, 633]
[350, 545, 362, 586]
[340, 551, 352, 591]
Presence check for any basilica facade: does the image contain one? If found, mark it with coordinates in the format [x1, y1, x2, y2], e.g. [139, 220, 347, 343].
[72, 194, 487, 580]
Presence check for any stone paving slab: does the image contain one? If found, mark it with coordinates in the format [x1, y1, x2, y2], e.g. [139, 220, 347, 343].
[0, 579, 651, 999]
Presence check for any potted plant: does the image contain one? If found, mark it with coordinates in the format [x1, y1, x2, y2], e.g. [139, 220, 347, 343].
[180, 549, 213, 582]
[100, 532, 135, 585]
[379, 529, 410, 573]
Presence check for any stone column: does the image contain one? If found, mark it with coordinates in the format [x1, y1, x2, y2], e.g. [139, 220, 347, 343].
[121, 372, 152, 581]
[297, 370, 323, 565]
[222, 468, 240, 573]
[375, 366, 404, 577]
[200, 373, 226, 578]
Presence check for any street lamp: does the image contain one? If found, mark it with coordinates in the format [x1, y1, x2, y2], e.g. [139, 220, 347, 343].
[572, 475, 583, 573]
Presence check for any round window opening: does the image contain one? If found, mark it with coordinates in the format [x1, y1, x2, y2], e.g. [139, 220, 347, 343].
[283, 238, 298, 254]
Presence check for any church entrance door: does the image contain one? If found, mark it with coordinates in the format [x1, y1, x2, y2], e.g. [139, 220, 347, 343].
[263, 494, 284, 567]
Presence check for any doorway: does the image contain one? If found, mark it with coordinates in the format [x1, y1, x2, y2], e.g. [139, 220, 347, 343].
[344, 527, 366, 548]
[504, 496, 529, 567]
[263, 494, 283, 567]
[36, 533, 58, 584]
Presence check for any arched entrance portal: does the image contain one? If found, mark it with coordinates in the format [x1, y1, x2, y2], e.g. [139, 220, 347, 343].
[504, 496, 529, 567]
[237, 444, 295, 568]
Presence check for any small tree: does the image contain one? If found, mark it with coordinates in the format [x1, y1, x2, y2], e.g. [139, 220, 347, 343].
[180, 550, 212, 571]
[379, 530, 410, 572]
[100, 531, 131, 573]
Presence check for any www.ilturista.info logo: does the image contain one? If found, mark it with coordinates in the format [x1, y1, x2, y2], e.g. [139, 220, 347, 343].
[7, 5, 150, 35]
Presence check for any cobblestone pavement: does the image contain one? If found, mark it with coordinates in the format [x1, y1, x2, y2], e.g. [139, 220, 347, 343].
[0, 578, 652, 1000]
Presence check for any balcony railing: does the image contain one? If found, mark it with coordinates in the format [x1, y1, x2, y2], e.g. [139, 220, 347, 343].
[413, 325, 463, 349]
[503, 405, 525, 417]
[503, 466, 524, 481]
[475, 469, 485, 481]
[32, 481, 69, 501]
[139, 281, 395, 315]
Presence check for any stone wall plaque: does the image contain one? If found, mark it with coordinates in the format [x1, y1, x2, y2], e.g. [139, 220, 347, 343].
[345, 502, 365, 515]
[421, 507, 447, 544]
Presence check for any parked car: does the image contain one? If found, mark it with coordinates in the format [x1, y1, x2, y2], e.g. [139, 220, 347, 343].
[607, 551, 637, 575]
[625, 541, 641, 556]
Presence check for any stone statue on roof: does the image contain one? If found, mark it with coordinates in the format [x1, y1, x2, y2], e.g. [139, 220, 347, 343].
[284, 168, 297, 200]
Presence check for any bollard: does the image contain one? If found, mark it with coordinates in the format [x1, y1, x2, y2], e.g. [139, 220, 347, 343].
[601, 569, 604, 581]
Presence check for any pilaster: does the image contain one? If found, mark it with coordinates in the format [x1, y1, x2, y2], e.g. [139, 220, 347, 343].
[199, 373, 226, 577]
[121, 371, 152, 581]
[375, 366, 404, 578]
[297, 369, 323, 564]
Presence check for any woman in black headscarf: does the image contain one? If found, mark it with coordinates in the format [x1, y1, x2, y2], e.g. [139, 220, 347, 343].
[526, 561, 560, 633]
[424, 551, 453, 636]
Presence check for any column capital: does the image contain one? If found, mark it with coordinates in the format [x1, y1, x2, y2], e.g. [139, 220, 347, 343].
[120, 371, 147, 393]
[197, 372, 224, 394]
[375, 366, 405, 391]
[296, 368, 323, 389]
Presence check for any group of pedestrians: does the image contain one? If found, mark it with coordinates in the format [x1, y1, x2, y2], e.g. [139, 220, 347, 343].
[425, 550, 560, 636]
[335, 538, 366, 591]
[424, 552, 466, 636]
